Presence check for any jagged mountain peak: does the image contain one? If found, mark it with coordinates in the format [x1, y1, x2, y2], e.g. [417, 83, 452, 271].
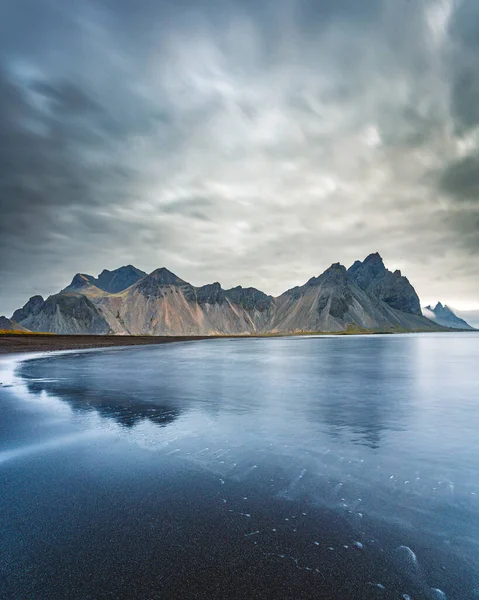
[364, 251, 384, 264]
[95, 265, 147, 293]
[349, 252, 386, 279]
[348, 254, 421, 316]
[147, 267, 188, 286]
[305, 263, 347, 287]
[67, 273, 97, 290]
[65, 265, 146, 294]
[423, 302, 473, 330]
[196, 282, 225, 305]
[98, 264, 139, 276]
[225, 285, 274, 312]
[133, 267, 190, 299]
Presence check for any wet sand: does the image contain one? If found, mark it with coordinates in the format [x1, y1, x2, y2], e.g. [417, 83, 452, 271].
[2, 333, 478, 599]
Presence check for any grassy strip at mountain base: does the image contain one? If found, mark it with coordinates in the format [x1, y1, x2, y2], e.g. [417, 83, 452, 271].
[0, 323, 454, 355]
[0, 330, 55, 335]
[260, 323, 446, 336]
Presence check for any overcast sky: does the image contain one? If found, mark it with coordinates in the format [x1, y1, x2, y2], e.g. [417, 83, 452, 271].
[1, 0, 478, 316]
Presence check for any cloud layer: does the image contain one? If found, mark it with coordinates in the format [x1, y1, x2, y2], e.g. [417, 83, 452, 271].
[1, 0, 478, 315]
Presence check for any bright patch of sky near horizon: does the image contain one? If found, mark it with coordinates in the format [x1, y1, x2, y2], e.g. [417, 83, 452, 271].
[0, 0, 479, 315]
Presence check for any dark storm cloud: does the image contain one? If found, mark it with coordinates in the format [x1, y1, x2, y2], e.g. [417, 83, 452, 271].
[1, 0, 479, 315]
[31, 81, 103, 115]
[448, 0, 479, 132]
[440, 152, 479, 201]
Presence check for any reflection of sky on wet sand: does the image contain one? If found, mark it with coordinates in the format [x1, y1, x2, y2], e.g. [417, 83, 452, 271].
[1, 334, 479, 599]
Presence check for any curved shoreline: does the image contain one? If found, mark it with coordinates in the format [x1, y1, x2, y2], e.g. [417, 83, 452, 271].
[0, 328, 470, 356]
[0, 333, 223, 356]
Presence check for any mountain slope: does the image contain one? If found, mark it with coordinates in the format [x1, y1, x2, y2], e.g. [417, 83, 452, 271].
[0, 316, 30, 332]
[423, 303, 474, 330]
[452, 308, 479, 329]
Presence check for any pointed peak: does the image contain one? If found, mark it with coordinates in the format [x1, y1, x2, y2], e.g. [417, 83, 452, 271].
[98, 265, 143, 277]
[364, 252, 385, 265]
[93, 265, 147, 293]
[328, 262, 346, 271]
[306, 263, 347, 286]
[145, 267, 187, 286]
[68, 273, 95, 288]
[347, 253, 385, 276]
[195, 281, 225, 305]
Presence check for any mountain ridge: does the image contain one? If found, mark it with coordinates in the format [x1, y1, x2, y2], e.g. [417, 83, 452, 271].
[65, 265, 147, 295]
[11, 255, 445, 335]
[422, 302, 474, 330]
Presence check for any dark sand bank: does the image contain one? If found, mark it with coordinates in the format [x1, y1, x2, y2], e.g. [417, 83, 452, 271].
[0, 325, 459, 355]
[0, 333, 217, 355]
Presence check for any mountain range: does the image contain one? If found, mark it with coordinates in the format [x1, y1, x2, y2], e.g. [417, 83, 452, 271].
[422, 302, 475, 330]
[5, 253, 472, 335]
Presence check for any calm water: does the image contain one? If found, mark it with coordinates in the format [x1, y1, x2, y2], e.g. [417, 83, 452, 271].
[1, 333, 479, 599]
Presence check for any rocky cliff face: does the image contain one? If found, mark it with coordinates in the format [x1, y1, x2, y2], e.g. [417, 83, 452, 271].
[11, 255, 441, 334]
[12, 293, 110, 334]
[423, 302, 474, 330]
[96, 273, 276, 335]
[12, 295, 45, 323]
[224, 286, 274, 312]
[348, 253, 422, 316]
[271, 263, 434, 333]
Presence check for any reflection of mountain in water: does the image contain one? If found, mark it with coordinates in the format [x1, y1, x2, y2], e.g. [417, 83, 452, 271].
[306, 338, 411, 449]
[18, 352, 184, 429]
[15, 338, 412, 448]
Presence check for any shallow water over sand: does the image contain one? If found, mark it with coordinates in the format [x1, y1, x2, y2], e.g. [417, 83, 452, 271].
[1, 333, 479, 599]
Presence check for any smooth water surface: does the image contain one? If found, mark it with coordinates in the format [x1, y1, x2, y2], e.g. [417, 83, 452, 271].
[1, 333, 479, 599]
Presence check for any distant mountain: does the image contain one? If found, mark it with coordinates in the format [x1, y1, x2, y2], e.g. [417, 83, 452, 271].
[422, 302, 474, 330]
[11, 254, 443, 335]
[0, 316, 29, 332]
